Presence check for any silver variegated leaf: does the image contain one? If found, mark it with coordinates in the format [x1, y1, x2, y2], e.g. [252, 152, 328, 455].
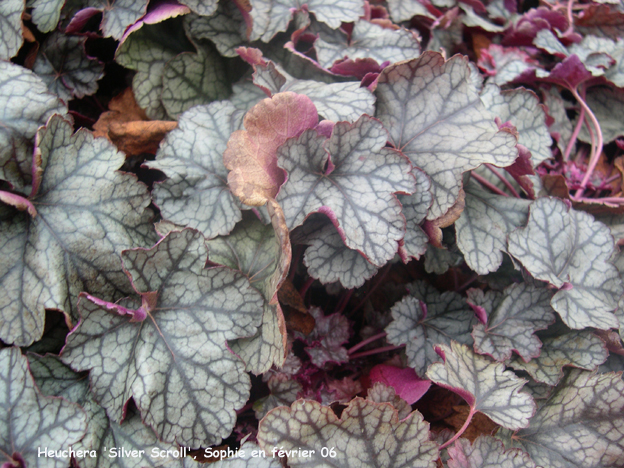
[183, 3, 246, 57]
[115, 21, 193, 120]
[0, 61, 66, 190]
[147, 101, 243, 239]
[161, 40, 230, 119]
[302, 307, 350, 367]
[33, 32, 105, 102]
[424, 244, 464, 274]
[0, 0, 23, 59]
[426, 341, 535, 430]
[499, 369, 624, 468]
[366, 382, 412, 420]
[398, 167, 432, 261]
[61, 229, 264, 447]
[315, 20, 421, 69]
[254, 376, 302, 419]
[456, 179, 530, 275]
[0, 115, 154, 347]
[543, 87, 574, 155]
[249, 0, 363, 42]
[0, 347, 86, 468]
[577, 86, 624, 144]
[508, 197, 623, 330]
[277, 116, 416, 267]
[385, 281, 476, 377]
[509, 325, 608, 386]
[460, 5, 506, 32]
[29, 353, 196, 468]
[257, 398, 439, 468]
[375, 52, 518, 220]
[179, 0, 217, 15]
[99, 0, 149, 40]
[386, 0, 435, 21]
[29, 0, 64, 32]
[447, 435, 536, 468]
[480, 83, 552, 166]
[468, 283, 555, 362]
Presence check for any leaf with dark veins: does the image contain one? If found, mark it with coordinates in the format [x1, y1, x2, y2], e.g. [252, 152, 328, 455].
[257, 398, 439, 468]
[375, 51, 518, 220]
[447, 435, 536, 468]
[508, 197, 623, 330]
[0, 0, 23, 60]
[146, 101, 244, 239]
[0, 347, 86, 468]
[0, 115, 154, 347]
[277, 115, 416, 266]
[184, 4, 246, 58]
[30, 0, 64, 33]
[499, 369, 624, 468]
[456, 179, 530, 275]
[398, 167, 432, 261]
[467, 283, 555, 362]
[427, 341, 535, 430]
[385, 281, 476, 377]
[0, 61, 67, 191]
[62, 229, 264, 447]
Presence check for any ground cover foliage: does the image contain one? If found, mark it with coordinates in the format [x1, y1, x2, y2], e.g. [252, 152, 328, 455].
[3, 0, 624, 466]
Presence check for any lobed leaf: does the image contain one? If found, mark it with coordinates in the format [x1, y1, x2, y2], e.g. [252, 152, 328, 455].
[508, 197, 623, 330]
[375, 51, 518, 220]
[184, 4, 246, 57]
[99, 0, 149, 40]
[301, 307, 350, 367]
[398, 167, 432, 261]
[257, 398, 439, 468]
[61, 229, 265, 447]
[277, 115, 416, 266]
[0, 0, 23, 60]
[426, 341, 535, 430]
[30, 0, 64, 32]
[447, 435, 536, 468]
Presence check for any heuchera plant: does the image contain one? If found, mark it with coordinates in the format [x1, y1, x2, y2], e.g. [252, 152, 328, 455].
[2, 0, 624, 466]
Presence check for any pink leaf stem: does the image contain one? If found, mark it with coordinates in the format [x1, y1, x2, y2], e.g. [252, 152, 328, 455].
[573, 85, 604, 194]
[563, 103, 585, 162]
[439, 406, 478, 450]
[349, 344, 405, 360]
[470, 172, 509, 197]
[485, 164, 521, 197]
[347, 331, 387, 355]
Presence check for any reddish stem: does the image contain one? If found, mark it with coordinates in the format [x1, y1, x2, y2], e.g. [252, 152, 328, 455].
[564, 104, 585, 162]
[574, 85, 604, 194]
[299, 276, 315, 297]
[485, 164, 521, 197]
[347, 331, 387, 355]
[439, 406, 478, 450]
[574, 196, 624, 204]
[470, 172, 509, 197]
[349, 344, 404, 360]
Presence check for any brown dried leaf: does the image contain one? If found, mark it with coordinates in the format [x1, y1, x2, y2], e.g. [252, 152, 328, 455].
[444, 405, 498, 442]
[277, 278, 307, 314]
[423, 189, 466, 248]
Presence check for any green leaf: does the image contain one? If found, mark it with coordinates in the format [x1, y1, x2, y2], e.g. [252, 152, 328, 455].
[257, 398, 439, 468]
[161, 40, 231, 119]
[427, 341, 535, 430]
[0, 61, 67, 191]
[447, 435, 536, 468]
[499, 369, 624, 468]
[456, 179, 531, 275]
[146, 101, 244, 239]
[375, 52, 518, 220]
[468, 283, 555, 362]
[29, 0, 64, 33]
[0, 347, 86, 468]
[315, 20, 421, 69]
[508, 197, 623, 330]
[480, 83, 552, 166]
[99, 0, 149, 40]
[0, 0, 24, 60]
[115, 19, 193, 119]
[277, 116, 416, 267]
[0, 115, 154, 346]
[385, 281, 476, 377]
[62, 229, 265, 447]
[33, 32, 105, 102]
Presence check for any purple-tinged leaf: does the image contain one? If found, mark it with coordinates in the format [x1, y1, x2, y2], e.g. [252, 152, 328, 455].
[61, 229, 264, 447]
[249, 0, 364, 42]
[386, 0, 435, 21]
[0, 61, 67, 191]
[95, 0, 149, 39]
[375, 51, 518, 220]
[366, 381, 412, 420]
[146, 101, 244, 239]
[28, 353, 197, 468]
[30, 0, 64, 33]
[300, 307, 350, 367]
[427, 341, 535, 430]
[0, 115, 154, 347]
[575, 4, 624, 40]
[184, 4, 246, 57]
[480, 83, 551, 166]
[0, 347, 86, 468]
[179, 0, 217, 16]
[538, 54, 594, 90]
[277, 116, 416, 266]
[577, 87, 624, 144]
[315, 21, 421, 70]
[508, 197, 623, 330]
[254, 375, 302, 419]
[369, 364, 431, 405]
[460, 4, 505, 32]
[33, 32, 105, 102]
[447, 435, 536, 468]
[398, 167, 432, 261]
[257, 398, 439, 468]
[509, 325, 608, 386]
[456, 179, 530, 275]
[161, 40, 230, 119]
[385, 281, 476, 377]
[0, 190, 37, 217]
[0, 0, 23, 60]
[502, 7, 567, 46]
[499, 369, 624, 468]
[477, 44, 539, 86]
[467, 283, 555, 362]
[115, 20, 194, 120]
